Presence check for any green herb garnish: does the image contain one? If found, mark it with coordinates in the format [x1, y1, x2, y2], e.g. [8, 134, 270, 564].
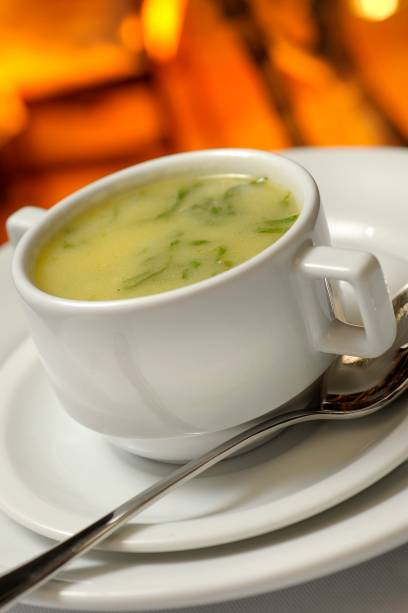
[122, 259, 170, 290]
[170, 239, 180, 247]
[215, 246, 232, 268]
[256, 213, 299, 233]
[157, 196, 183, 220]
[182, 269, 190, 280]
[190, 239, 210, 245]
[215, 246, 227, 260]
[223, 185, 243, 199]
[262, 214, 299, 226]
[62, 237, 88, 249]
[189, 193, 236, 225]
[256, 227, 285, 234]
[157, 184, 200, 219]
[191, 260, 201, 268]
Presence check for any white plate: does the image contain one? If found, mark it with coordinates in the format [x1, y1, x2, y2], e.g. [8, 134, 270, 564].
[1, 333, 408, 554]
[3, 462, 408, 612]
[1, 147, 408, 610]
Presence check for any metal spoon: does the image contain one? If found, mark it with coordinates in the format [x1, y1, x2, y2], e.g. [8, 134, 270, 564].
[1, 285, 408, 612]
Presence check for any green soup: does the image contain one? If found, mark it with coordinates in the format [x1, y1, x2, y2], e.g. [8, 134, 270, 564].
[34, 174, 300, 301]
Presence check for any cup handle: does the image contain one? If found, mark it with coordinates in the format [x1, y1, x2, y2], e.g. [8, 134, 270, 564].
[296, 245, 396, 358]
[6, 206, 47, 248]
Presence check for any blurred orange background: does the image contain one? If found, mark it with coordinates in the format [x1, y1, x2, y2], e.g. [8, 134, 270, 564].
[0, 0, 407, 243]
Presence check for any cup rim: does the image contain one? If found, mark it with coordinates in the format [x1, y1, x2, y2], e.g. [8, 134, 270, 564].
[12, 148, 319, 313]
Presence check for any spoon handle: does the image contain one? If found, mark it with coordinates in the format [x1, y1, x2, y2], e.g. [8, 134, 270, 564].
[0, 407, 326, 611]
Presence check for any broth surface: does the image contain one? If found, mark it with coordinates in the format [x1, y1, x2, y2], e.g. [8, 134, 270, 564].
[34, 174, 299, 300]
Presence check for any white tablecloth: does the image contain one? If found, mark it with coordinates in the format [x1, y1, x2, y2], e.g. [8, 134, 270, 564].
[10, 541, 408, 613]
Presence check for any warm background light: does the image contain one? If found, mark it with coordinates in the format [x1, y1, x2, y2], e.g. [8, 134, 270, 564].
[118, 13, 143, 53]
[141, 0, 188, 62]
[351, 0, 399, 21]
[0, 76, 27, 146]
[0, 0, 406, 243]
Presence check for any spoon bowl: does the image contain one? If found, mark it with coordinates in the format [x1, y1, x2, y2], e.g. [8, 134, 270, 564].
[321, 283, 408, 415]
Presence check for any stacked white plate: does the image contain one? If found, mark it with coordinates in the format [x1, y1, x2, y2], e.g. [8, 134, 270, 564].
[1, 148, 408, 611]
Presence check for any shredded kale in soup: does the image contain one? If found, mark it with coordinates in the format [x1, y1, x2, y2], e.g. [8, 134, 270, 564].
[34, 174, 299, 300]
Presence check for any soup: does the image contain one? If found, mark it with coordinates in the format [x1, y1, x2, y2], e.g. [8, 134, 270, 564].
[34, 174, 300, 301]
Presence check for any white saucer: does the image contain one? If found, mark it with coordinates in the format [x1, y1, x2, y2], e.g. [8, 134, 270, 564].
[2, 323, 408, 553]
[2, 147, 408, 610]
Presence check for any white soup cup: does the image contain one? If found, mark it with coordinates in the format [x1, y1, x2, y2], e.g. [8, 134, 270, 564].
[7, 149, 396, 462]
